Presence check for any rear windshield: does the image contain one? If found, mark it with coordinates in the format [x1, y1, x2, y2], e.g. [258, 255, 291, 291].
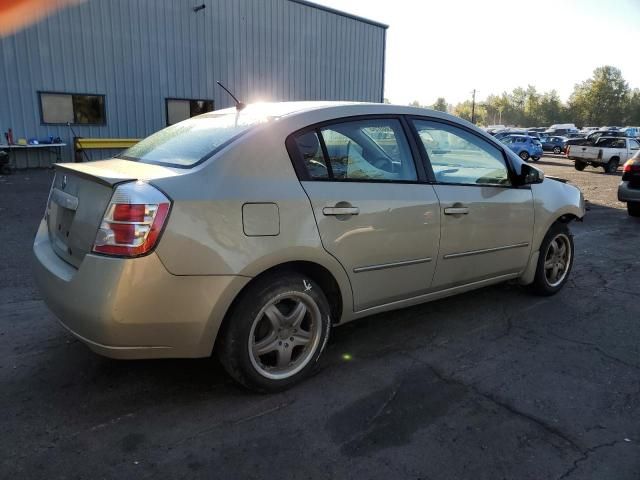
[120, 111, 269, 167]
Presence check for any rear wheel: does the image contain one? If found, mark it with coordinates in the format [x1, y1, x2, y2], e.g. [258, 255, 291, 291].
[531, 156, 540, 162]
[553, 146, 561, 154]
[605, 157, 619, 174]
[519, 151, 530, 161]
[530, 222, 574, 296]
[628, 202, 640, 217]
[574, 160, 586, 171]
[217, 272, 331, 392]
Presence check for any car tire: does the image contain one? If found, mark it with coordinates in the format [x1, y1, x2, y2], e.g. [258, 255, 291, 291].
[530, 222, 574, 296]
[628, 202, 640, 217]
[605, 157, 619, 174]
[519, 151, 530, 161]
[574, 160, 586, 171]
[217, 271, 331, 392]
[531, 156, 540, 162]
[553, 146, 561, 154]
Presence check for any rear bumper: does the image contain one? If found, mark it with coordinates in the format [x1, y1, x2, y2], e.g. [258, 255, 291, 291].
[32, 220, 249, 359]
[618, 181, 640, 203]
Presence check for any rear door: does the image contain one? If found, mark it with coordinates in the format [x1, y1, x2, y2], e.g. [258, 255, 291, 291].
[409, 118, 534, 289]
[288, 116, 440, 311]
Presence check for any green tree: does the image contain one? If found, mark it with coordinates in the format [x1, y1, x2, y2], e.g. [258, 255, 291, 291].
[568, 66, 630, 126]
[624, 89, 640, 125]
[431, 97, 448, 112]
[453, 100, 486, 124]
[538, 90, 566, 125]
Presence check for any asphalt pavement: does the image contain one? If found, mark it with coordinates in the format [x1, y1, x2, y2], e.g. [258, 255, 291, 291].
[1, 157, 638, 479]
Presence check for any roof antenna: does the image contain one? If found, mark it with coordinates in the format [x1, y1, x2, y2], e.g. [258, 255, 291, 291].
[216, 81, 246, 111]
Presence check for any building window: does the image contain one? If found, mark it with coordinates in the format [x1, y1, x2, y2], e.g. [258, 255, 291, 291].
[39, 92, 105, 125]
[166, 98, 214, 126]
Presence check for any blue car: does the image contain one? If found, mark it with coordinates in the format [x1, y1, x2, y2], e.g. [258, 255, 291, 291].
[501, 135, 543, 162]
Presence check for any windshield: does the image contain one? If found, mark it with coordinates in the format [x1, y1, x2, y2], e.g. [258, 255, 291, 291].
[120, 110, 270, 167]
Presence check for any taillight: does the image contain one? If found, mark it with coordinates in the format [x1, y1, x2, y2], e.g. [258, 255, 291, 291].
[623, 158, 640, 173]
[566, 146, 571, 156]
[92, 181, 171, 257]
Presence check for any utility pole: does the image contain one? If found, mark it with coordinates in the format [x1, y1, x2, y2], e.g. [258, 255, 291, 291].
[471, 89, 476, 124]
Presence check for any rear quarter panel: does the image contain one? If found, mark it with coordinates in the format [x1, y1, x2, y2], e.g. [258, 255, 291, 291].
[151, 126, 355, 315]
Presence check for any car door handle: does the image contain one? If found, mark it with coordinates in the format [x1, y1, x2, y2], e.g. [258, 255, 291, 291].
[444, 207, 469, 215]
[323, 206, 360, 216]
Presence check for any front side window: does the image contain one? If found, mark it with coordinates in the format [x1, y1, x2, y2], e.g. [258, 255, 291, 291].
[412, 119, 511, 186]
[292, 118, 417, 182]
[40, 92, 105, 125]
[166, 98, 214, 126]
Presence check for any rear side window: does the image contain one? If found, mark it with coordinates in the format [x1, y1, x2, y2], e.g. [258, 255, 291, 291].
[292, 132, 329, 179]
[291, 118, 418, 182]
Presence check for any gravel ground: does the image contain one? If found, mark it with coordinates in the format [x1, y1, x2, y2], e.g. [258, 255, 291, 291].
[0, 156, 638, 479]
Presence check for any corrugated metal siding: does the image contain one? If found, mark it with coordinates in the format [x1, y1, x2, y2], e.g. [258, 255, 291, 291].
[0, 0, 386, 168]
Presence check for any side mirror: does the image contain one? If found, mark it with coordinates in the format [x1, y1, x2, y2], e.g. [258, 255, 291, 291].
[518, 163, 544, 185]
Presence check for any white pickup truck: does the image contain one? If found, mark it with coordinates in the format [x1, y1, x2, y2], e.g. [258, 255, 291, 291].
[568, 137, 640, 173]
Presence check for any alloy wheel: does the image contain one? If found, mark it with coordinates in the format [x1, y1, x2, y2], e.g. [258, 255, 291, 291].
[248, 292, 322, 380]
[543, 233, 572, 287]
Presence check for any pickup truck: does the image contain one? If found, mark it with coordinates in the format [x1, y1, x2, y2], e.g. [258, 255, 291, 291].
[567, 137, 640, 173]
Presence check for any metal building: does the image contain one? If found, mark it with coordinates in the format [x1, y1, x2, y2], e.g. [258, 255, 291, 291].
[0, 0, 387, 168]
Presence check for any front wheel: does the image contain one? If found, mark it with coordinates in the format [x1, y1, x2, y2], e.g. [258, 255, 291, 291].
[217, 272, 331, 392]
[530, 222, 574, 296]
[519, 151, 530, 161]
[574, 160, 586, 171]
[628, 202, 640, 217]
[553, 146, 561, 154]
[531, 156, 540, 162]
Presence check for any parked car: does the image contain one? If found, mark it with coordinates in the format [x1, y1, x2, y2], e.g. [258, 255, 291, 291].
[32, 102, 585, 391]
[580, 127, 600, 135]
[524, 131, 543, 140]
[618, 151, 640, 216]
[494, 129, 527, 140]
[564, 132, 585, 139]
[565, 130, 627, 148]
[545, 128, 579, 136]
[501, 134, 544, 161]
[620, 127, 640, 138]
[567, 136, 640, 173]
[541, 136, 568, 154]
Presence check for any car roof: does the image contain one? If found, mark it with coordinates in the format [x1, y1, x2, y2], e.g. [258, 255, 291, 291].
[207, 100, 471, 123]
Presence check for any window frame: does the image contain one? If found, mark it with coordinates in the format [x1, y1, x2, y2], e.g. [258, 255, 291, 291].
[406, 115, 520, 188]
[165, 97, 215, 126]
[38, 91, 107, 126]
[285, 114, 428, 184]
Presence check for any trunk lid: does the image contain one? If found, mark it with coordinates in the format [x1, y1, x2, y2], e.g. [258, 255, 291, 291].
[45, 159, 180, 267]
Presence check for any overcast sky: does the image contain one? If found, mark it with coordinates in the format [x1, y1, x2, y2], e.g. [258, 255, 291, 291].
[313, 0, 640, 105]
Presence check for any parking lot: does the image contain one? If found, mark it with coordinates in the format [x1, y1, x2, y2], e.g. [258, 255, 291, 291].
[1, 156, 638, 479]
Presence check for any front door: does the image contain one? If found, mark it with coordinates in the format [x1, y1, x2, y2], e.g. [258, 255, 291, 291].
[289, 117, 440, 311]
[410, 118, 534, 289]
